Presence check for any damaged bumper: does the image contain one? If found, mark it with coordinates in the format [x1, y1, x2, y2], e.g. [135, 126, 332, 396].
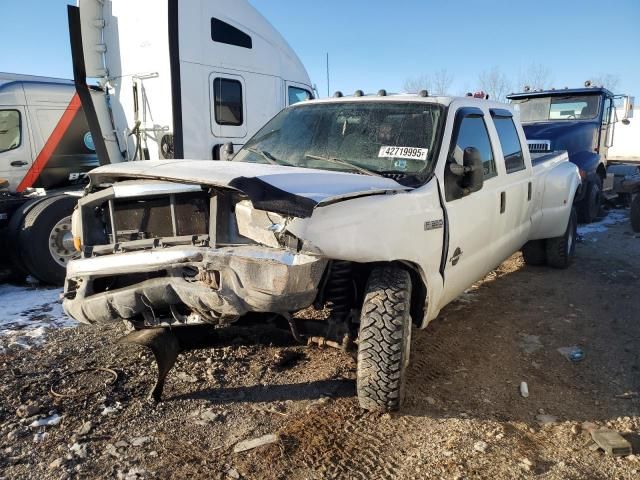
[63, 246, 327, 326]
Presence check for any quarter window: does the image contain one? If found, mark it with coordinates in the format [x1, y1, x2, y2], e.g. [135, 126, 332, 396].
[453, 115, 496, 179]
[493, 117, 525, 173]
[213, 78, 243, 126]
[288, 87, 312, 106]
[211, 18, 252, 49]
[0, 110, 21, 154]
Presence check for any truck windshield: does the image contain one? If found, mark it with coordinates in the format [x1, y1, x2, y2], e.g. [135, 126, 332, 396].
[512, 95, 601, 122]
[233, 102, 444, 177]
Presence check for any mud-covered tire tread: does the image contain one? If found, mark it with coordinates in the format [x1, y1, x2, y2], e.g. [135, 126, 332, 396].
[19, 195, 77, 285]
[546, 208, 577, 269]
[357, 266, 412, 412]
[631, 195, 640, 233]
[522, 240, 546, 266]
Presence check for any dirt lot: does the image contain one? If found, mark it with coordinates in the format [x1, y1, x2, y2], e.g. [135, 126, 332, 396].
[1, 210, 639, 480]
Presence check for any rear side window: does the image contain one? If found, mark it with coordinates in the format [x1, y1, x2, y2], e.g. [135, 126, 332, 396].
[288, 87, 312, 106]
[494, 117, 525, 173]
[213, 78, 243, 126]
[211, 18, 252, 49]
[0, 110, 21, 153]
[453, 116, 496, 179]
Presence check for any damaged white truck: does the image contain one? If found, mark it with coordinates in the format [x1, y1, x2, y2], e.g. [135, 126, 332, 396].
[63, 93, 581, 411]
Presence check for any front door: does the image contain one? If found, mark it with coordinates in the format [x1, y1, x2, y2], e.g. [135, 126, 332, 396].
[438, 107, 501, 308]
[0, 107, 31, 191]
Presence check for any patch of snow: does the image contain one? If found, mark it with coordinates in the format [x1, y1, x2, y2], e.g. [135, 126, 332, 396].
[0, 284, 74, 348]
[577, 209, 628, 236]
[29, 413, 62, 428]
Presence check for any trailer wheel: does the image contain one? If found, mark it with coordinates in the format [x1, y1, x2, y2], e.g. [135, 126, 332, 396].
[546, 208, 578, 269]
[578, 178, 602, 224]
[357, 265, 412, 412]
[18, 195, 79, 285]
[521, 240, 546, 266]
[631, 195, 640, 233]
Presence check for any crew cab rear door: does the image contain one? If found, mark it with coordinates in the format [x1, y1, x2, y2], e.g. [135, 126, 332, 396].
[438, 106, 502, 308]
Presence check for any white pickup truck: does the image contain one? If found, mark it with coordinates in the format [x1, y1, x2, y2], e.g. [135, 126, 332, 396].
[63, 93, 580, 411]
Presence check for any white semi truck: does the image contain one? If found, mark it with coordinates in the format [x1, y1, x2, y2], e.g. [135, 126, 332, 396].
[0, 0, 314, 285]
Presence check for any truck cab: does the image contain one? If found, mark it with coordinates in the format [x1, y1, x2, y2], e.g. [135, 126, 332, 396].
[507, 86, 627, 223]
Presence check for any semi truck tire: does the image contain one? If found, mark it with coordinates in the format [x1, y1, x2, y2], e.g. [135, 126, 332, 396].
[357, 265, 412, 412]
[521, 240, 546, 266]
[6, 195, 61, 282]
[546, 208, 577, 269]
[577, 178, 602, 224]
[631, 195, 640, 233]
[18, 195, 79, 285]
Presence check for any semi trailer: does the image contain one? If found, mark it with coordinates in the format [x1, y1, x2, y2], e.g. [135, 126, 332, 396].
[0, 0, 314, 285]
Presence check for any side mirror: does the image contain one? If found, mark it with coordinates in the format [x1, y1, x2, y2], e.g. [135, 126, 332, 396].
[463, 147, 484, 194]
[622, 118, 631, 126]
[222, 142, 235, 161]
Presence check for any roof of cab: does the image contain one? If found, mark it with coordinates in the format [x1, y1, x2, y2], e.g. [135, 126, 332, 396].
[507, 87, 614, 100]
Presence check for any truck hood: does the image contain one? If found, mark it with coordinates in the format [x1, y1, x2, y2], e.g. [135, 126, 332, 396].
[521, 121, 599, 157]
[88, 160, 411, 218]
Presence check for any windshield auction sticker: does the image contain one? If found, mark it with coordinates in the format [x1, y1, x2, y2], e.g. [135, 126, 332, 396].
[378, 146, 428, 161]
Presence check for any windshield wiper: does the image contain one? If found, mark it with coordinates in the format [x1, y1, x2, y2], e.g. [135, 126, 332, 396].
[304, 154, 382, 177]
[245, 147, 279, 165]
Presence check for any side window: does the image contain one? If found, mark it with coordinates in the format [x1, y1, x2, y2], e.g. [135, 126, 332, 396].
[493, 117, 525, 174]
[0, 110, 21, 153]
[602, 98, 613, 125]
[288, 87, 312, 106]
[453, 115, 496, 179]
[213, 78, 243, 126]
[211, 18, 252, 49]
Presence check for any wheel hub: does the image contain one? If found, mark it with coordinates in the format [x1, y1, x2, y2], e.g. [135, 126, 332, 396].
[48, 216, 78, 268]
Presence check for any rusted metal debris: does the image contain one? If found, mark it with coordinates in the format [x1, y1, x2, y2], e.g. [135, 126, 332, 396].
[50, 368, 118, 399]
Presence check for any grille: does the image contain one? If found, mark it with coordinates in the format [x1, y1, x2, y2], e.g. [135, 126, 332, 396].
[527, 140, 551, 152]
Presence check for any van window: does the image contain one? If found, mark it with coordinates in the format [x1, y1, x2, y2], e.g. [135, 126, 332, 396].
[0, 110, 21, 153]
[288, 87, 312, 105]
[493, 117, 525, 173]
[453, 115, 496, 179]
[213, 78, 243, 126]
[211, 18, 252, 49]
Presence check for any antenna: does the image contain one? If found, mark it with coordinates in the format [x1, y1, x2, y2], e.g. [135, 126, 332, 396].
[326, 53, 330, 98]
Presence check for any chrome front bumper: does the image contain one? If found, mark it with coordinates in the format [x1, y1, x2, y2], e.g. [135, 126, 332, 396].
[63, 246, 327, 325]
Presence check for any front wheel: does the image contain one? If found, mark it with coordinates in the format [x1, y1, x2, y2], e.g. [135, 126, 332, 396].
[546, 208, 578, 269]
[356, 265, 412, 412]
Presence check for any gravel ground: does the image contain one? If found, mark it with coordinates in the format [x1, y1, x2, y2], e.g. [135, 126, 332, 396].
[1, 209, 639, 479]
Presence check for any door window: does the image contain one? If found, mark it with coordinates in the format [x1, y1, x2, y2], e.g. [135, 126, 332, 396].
[213, 78, 243, 126]
[453, 115, 496, 179]
[493, 117, 525, 173]
[288, 87, 312, 106]
[602, 97, 613, 125]
[0, 110, 21, 153]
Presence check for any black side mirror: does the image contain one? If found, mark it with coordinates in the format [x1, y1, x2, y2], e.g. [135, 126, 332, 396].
[622, 118, 631, 126]
[462, 147, 484, 194]
[222, 142, 235, 160]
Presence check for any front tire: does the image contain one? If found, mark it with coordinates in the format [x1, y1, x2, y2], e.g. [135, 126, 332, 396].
[522, 240, 546, 266]
[357, 265, 412, 412]
[578, 178, 602, 224]
[546, 208, 578, 269]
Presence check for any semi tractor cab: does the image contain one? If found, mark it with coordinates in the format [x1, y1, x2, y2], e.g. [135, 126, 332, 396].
[72, 0, 315, 165]
[507, 86, 635, 223]
[0, 74, 101, 284]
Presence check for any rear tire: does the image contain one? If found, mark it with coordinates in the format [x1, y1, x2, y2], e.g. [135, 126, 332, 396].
[578, 178, 602, 224]
[546, 208, 578, 269]
[357, 265, 412, 412]
[522, 240, 546, 266]
[631, 195, 640, 233]
[18, 195, 79, 285]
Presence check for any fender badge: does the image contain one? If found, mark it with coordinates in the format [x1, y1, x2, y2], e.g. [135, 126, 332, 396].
[424, 219, 444, 231]
[450, 247, 463, 266]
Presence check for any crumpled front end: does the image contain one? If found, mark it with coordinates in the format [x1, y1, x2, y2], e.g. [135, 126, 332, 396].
[64, 246, 326, 327]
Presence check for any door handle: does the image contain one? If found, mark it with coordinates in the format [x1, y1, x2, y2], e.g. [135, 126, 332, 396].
[500, 191, 506, 214]
[528, 182, 532, 201]
[11, 161, 28, 167]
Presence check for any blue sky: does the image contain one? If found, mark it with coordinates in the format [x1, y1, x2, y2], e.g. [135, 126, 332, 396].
[2, 0, 638, 98]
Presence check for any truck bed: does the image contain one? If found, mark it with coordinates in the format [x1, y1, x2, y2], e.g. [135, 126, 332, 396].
[531, 151, 569, 168]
